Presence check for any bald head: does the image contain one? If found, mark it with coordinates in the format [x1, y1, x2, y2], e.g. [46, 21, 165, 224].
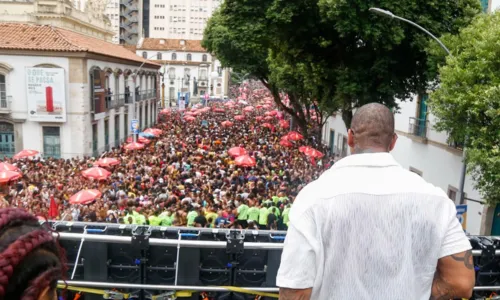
[349, 103, 395, 153]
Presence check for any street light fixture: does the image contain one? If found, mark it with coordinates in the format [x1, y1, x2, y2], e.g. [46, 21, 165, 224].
[370, 7, 468, 205]
[369, 8, 450, 55]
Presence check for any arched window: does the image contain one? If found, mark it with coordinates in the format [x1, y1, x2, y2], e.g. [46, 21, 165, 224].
[186, 53, 192, 61]
[168, 67, 175, 80]
[142, 52, 147, 58]
[202, 54, 207, 62]
[157, 52, 162, 60]
[171, 53, 177, 60]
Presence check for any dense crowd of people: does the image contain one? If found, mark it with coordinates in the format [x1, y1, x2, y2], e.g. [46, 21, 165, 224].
[0, 89, 334, 231]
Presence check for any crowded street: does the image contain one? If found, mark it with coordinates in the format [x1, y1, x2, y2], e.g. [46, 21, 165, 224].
[0, 86, 331, 231]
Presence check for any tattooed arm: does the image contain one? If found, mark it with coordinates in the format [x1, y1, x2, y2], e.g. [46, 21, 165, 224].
[279, 288, 312, 300]
[430, 250, 475, 300]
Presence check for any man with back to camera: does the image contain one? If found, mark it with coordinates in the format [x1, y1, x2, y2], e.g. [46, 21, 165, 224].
[276, 103, 475, 300]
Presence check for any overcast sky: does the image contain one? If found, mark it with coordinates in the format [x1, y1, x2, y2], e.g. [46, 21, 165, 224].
[492, 0, 500, 10]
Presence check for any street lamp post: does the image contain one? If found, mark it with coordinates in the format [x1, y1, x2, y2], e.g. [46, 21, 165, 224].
[370, 7, 468, 205]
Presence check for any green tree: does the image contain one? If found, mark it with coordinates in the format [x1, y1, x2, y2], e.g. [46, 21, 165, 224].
[429, 13, 500, 204]
[267, 0, 480, 126]
[203, 8, 322, 136]
[204, 0, 479, 132]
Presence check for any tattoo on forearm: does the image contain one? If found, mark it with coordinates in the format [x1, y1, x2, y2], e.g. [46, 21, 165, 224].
[451, 250, 474, 269]
[430, 273, 456, 300]
[279, 288, 312, 300]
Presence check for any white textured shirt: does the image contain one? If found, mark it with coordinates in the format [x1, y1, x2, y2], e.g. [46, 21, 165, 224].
[276, 153, 471, 300]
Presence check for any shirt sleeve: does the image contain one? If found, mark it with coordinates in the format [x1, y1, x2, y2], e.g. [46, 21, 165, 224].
[438, 200, 472, 258]
[276, 211, 319, 289]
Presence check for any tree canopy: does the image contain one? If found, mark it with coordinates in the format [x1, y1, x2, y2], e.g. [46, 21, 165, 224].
[203, 0, 480, 130]
[429, 12, 500, 204]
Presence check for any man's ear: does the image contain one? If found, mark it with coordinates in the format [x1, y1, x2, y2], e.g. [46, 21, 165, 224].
[347, 129, 355, 148]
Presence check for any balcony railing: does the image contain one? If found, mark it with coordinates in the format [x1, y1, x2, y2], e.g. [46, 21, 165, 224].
[408, 117, 428, 139]
[106, 94, 126, 109]
[136, 89, 157, 101]
[0, 97, 11, 113]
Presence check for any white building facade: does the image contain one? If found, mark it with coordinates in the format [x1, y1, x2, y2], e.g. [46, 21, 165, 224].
[321, 95, 499, 236]
[148, 0, 222, 40]
[136, 38, 229, 105]
[0, 0, 115, 42]
[0, 24, 159, 159]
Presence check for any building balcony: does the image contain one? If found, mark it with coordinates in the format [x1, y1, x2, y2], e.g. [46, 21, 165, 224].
[0, 98, 12, 114]
[136, 89, 157, 101]
[408, 117, 428, 140]
[106, 94, 126, 109]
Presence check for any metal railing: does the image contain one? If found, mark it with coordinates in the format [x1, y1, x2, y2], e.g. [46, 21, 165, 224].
[408, 117, 428, 139]
[0, 97, 11, 112]
[136, 89, 157, 101]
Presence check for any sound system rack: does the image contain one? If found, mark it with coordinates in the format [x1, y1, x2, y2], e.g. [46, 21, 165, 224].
[46, 221, 500, 300]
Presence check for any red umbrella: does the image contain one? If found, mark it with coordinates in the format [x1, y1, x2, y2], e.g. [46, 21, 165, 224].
[126, 136, 151, 144]
[262, 123, 274, 129]
[279, 139, 293, 147]
[234, 155, 256, 167]
[221, 121, 233, 127]
[256, 105, 263, 109]
[264, 111, 273, 116]
[124, 142, 145, 150]
[304, 147, 324, 158]
[13, 149, 39, 160]
[243, 106, 254, 112]
[69, 189, 102, 205]
[214, 108, 226, 113]
[228, 147, 247, 157]
[0, 162, 19, 172]
[255, 116, 264, 121]
[264, 116, 274, 121]
[82, 166, 111, 180]
[279, 120, 290, 129]
[299, 146, 311, 153]
[0, 170, 22, 183]
[234, 115, 245, 121]
[94, 157, 120, 167]
[159, 108, 171, 114]
[144, 128, 163, 136]
[184, 116, 196, 122]
[287, 131, 304, 141]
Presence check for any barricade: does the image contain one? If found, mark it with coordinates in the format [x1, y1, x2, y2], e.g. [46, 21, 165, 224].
[47, 222, 500, 300]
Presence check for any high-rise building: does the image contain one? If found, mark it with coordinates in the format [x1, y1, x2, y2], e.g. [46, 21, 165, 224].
[105, 0, 121, 43]
[147, 0, 223, 40]
[119, 0, 141, 44]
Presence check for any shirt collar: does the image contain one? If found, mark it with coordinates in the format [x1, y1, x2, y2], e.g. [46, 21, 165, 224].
[332, 153, 400, 169]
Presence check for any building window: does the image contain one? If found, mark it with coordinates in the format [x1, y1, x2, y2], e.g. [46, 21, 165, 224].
[157, 52, 162, 60]
[447, 185, 458, 202]
[409, 167, 423, 177]
[172, 53, 177, 60]
[142, 52, 147, 58]
[202, 54, 207, 62]
[0, 74, 6, 108]
[92, 123, 98, 156]
[186, 53, 192, 61]
[43, 127, 61, 158]
[168, 67, 175, 80]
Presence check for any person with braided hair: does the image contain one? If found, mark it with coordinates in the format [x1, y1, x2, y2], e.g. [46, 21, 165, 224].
[0, 208, 65, 300]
